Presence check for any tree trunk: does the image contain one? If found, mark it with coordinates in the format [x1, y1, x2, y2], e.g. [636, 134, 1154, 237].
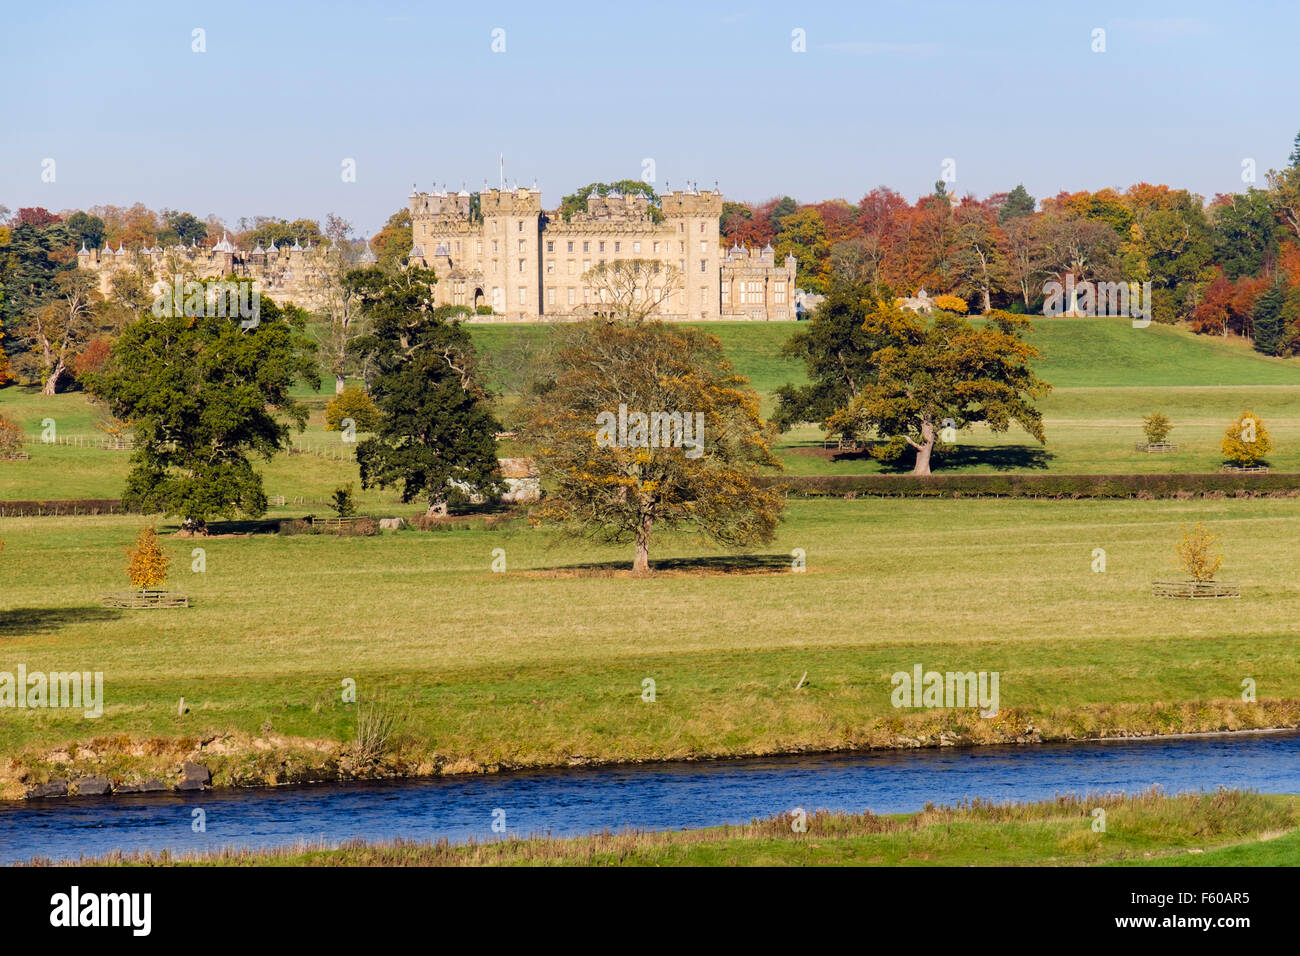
[42, 364, 63, 396]
[335, 375, 346, 394]
[981, 285, 992, 314]
[632, 512, 652, 573]
[911, 419, 935, 476]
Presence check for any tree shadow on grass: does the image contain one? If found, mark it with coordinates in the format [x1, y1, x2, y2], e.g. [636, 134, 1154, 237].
[0, 606, 121, 636]
[874, 444, 1055, 473]
[531, 553, 794, 577]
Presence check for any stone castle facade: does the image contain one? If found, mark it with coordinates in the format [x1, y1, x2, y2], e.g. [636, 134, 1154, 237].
[408, 185, 798, 321]
[76, 183, 800, 322]
[77, 234, 340, 311]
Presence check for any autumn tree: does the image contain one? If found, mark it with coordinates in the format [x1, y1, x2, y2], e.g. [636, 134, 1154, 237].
[1222, 411, 1272, 467]
[0, 414, 22, 458]
[520, 321, 783, 573]
[581, 259, 682, 322]
[1176, 523, 1222, 583]
[828, 306, 1050, 475]
[126, 526, 169, 593]
[1142, 412, 1173, 445]
[13, 269, 102, 394]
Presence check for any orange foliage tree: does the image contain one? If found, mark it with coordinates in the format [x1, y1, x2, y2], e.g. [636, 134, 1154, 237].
[126, 526, 169, 593]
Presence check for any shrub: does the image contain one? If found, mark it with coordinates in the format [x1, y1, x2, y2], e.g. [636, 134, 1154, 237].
[932, 294, 969, 314]
[0, 415, 23, 458]
[324, 387, 381, 432]
[126, 526, 169, 592]
[330, 483, 357, 518]
[475, 304, 495, 315]
[278, 519, 312, 536]
[1222, 411, 1272, 466]
[1176, 522, 1223, 582]
[1142, 413, 1173, 445]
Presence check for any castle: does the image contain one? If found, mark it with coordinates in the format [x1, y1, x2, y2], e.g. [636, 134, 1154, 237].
[76, 182, 800, 322]
[408, 184, 798, 321]
[77, 234, 341, 311]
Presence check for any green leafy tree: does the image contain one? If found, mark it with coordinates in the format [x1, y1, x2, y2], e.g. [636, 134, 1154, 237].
[519, 320, 783, 573]
[998, 184, 1036, 223]
[88, 293, 319, 532]
[774, 279, 891, 433]
[558, 181, 662, 223]
[829, 307, 1050, 475]
[1252, 283, 1287, 355]
[65, 211, 107, 249]
[349, 266, 502, 514]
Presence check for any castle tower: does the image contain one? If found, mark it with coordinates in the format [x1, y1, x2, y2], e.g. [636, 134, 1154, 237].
[478, 186, 541, 319]
[661, 187, 723, 320]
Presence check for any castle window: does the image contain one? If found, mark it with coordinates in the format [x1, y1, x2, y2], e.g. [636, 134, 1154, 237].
[679, 223, 684, 233]
[518, 221, 523, 232]
[653, 241, 659, 254]
[633, 242, 641, 254]
[519, 286, 527, 304]
[699, 241, 707, 253]
[583, 241, 589, 253]
[583, 259, 590, 272]
[477, 241, 483, 255]
[679, 241, 684, 252]
[547, 288, 555, 306]
[492, 240, 498, 253]
[700, 259, 707, 273]
[568, 241, 574, 252]
[518, 258, 526, 272]
[599, 241, 605, 253]
[547, 241, 554, 253]
[721, 281, 730, 304]
[567, 288, 575, 305]
[568, 260, 575, 275]
[455, 241, 461, 254]
[679, 260, 685, 271]
[518, 239, 525, 252]
[614, 242, 620, 253]
[493, 259, 499, 272]
[774, 281, 786, 304]
[546, 260, 554, 274]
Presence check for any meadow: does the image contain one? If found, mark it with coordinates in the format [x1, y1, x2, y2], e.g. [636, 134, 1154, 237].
[1, 316, 1299, 794]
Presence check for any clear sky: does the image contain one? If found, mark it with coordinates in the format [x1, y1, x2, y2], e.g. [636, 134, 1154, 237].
[3, 0, 1296, 236]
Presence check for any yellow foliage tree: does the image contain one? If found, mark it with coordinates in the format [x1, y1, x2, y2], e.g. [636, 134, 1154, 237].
[1222, 411, 1272, 466]
[126, 526, 169, 593]
[1176, 523, 1222, 582]
[932, 294, 969, 314]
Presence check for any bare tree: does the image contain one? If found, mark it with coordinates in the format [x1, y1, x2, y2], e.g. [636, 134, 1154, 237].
[580, 259, 683, 323]
[311, 214, 364, 392]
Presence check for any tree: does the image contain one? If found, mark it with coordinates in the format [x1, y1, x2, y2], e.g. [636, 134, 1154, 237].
[13, 269, 102, 394]
[1210, 190, 1279, 279]
[581, 259, 683, 322]
[1176, 523, 1222, 583]
[125, 526, 169, 594]
[998, 184, 1036, 223]
[158, 210, 207, 246]
[350, 267, 502, 514]
[65, 211, 107, 250]
[829, 306, 1050, 475]
[1142, 412, 1173, 445]
[774, 207, 830, 293]
[0, 414, 22, 458]
[325, 386, 381, 431]
[1222, 411, 1272, 467]
[370, 208, 412, 274]
[558, 181, 662, 223]
[520, 320, 783, 573]
[1252, 282, 1287, 355]
[774, 279, 891, 433]
[951, 199, 1007, 312]
[89, 293, 319, 532]
[311, 214, 365, 392]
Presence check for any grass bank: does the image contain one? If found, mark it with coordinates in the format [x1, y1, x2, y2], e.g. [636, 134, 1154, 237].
[42, 789, 1300, 867]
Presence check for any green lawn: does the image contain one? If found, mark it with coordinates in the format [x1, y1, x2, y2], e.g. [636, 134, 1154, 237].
[2, 496, 1297, 793]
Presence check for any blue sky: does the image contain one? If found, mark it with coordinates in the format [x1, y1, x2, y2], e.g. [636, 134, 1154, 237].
[3, 0, 1297, 236]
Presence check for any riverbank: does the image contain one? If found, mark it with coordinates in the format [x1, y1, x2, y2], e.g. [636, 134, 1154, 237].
[31, 790, 1300, 867]
[5, 704, 1297, 803]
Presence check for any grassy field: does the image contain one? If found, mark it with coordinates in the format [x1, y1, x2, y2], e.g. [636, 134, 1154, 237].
[61, 790, 1300, 867]
[5, 317, 1300, 503]
[2, 495, 1298, 793]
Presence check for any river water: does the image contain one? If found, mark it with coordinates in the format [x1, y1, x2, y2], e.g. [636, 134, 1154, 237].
[1, 730, 1296, 864]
